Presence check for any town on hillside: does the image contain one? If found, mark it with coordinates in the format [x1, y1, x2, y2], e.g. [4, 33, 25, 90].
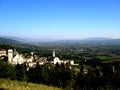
[0, 47, 120, 89]
[0, 49, 79, 70]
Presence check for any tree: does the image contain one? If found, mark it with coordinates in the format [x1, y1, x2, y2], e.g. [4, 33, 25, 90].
[15, 63, 27, 81]
[0, 60, 15, 79]
[27, 62, 42, 83]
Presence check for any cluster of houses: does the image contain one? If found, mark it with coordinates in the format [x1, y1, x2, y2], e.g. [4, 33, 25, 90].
[0, 49, 79, 68]
[1, 48, 118, 75]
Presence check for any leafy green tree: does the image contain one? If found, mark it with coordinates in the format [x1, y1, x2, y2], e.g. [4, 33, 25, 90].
[27, 62, 42, 83]
[101, 64, 113, 77]
[41, 63, 52, 85]
[15, 63, 27, 81]
[51, 63, 74, 88]
[74, 73, 90, 90]
[0, 61, 15, 79]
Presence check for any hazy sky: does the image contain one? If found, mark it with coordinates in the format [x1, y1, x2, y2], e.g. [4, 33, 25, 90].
[0, 0, 120, 39]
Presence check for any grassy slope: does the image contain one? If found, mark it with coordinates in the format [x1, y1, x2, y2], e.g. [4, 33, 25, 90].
[0, 78, 63, 90]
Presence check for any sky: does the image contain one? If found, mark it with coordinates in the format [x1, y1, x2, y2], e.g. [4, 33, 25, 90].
[0, 0, 120, 40]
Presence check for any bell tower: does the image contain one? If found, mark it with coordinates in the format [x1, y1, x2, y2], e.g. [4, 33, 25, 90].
[8, 49, 13, 62]
[53, 50, 55, 57]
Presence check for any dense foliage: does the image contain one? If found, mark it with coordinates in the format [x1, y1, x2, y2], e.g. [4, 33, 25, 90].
[0, 60, 120, 90]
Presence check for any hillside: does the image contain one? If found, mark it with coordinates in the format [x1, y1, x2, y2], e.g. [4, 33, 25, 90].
[1, 37, 120, 47]
[0, 37, 21, 45]
[0, 78, 63, 90]
[0, 37, 47, 52]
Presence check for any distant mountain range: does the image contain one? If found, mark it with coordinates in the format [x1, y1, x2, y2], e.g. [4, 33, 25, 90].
[82, 37, 112, 41]
[0, 36, 55, 43]
[0, 37, 44, 50]
[0, 37, 21, 45]
[0, 36, 120, 47]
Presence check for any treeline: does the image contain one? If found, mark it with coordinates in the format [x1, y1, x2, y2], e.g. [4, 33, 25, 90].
[0, 44, 51, 58]
[0, 60, 120, 90]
